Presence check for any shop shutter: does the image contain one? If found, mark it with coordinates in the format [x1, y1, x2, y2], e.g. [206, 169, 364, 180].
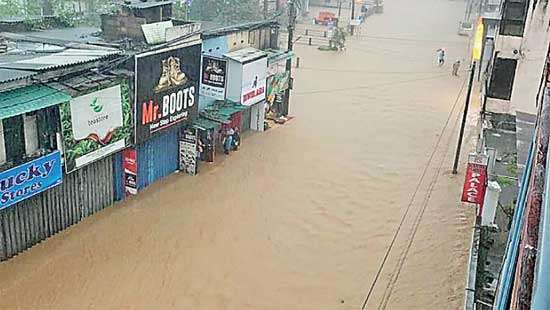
[137, 127, 179, 190]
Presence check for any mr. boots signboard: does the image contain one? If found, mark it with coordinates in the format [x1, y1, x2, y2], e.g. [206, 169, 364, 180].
[135, 42, 201, 144]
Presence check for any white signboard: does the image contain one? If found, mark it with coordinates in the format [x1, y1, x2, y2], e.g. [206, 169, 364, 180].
[179, 128, 197, 175]
[69, 85, 125, 168]
[241, 57, 267, 106]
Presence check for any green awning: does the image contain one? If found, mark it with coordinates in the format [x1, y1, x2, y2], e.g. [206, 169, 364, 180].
[266, 49, 295, 65]
[0, 85, 71, 119]
[193, 117, 219, 130]
[202, 101, 249, 122]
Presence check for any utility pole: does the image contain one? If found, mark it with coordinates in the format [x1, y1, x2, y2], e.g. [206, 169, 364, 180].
[350, 0, 356, 35]
[283, 0, 296, 116]
[337, 0, 342, 23]
[452, 62, 477, 174]
[264, 0, 268, 19]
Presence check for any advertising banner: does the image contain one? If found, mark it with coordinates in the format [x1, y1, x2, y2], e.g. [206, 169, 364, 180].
[135, 42, 201, 144]
[60, 83, 132, 173]
[0, 151, 62, 210]
[179, 128, 197, 175]
[123, 148, 138, 196]
[241, 57, 267, 106]
[267, 61, 290, 104]
[200, 56, 226, 100]
[461, 153, 488, 210]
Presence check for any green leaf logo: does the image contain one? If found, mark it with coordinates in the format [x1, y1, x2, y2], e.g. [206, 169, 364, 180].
[90, 97, 103, 113]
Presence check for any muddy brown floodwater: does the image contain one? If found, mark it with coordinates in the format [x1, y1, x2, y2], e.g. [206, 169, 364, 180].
[0, 0, 477, 309]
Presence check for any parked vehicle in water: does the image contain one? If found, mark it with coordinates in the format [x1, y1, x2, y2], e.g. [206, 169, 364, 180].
[314, 11, 338, 25]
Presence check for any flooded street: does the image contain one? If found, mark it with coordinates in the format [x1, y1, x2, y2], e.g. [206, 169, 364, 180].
[0, 0, 476, 309]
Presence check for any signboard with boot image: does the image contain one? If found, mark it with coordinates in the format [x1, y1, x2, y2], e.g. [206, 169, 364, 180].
[135, 42, 201, 144]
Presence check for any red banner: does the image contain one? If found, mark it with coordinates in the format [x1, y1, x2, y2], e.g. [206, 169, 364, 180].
[122, 149, 138, 196]
[461, 162, 487, 208]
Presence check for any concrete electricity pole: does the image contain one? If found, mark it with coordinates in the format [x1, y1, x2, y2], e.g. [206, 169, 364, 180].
[350, 0, 356, 35]
[283, 0, 296, 116]
[452, 62, 476, 174]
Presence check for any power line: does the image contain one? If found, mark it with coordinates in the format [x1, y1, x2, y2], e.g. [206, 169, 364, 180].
[293, 73, 450, 96]
[378, 90, 465, 310]
[355, 34, 466, 45]
[360, 75, 468, 310]
[296, 66, 445, 75]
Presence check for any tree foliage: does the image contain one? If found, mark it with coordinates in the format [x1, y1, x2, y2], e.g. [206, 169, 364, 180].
[189, 0, 262, 25]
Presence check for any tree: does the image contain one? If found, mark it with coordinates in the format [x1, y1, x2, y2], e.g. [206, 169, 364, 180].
[41, 0, 54, 15]
[0, 0, 23, 18]
[189, 0, 262, 25]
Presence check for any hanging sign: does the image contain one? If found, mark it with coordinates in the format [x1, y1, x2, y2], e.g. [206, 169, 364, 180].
[0, 151, 62, 210]
[461, 153, 488, 211]
[123, 148, 138, 196]
[200, 56, 227, 100]
[179, 128, 198, 175]
[241, 57, 268, 106]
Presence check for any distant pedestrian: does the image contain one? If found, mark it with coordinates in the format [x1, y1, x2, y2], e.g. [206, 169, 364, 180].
[232, 127, 240, 151]
[223, 128, 234, 155]
[436, 48, 445, 66]
[452, 60, 461, 76]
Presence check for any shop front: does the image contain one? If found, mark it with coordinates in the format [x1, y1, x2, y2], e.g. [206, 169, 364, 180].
[266, 49, 294, 119]
[131, 40, 201, 193]
[201, 100, 248, 155]
[224, 47, 268, 133]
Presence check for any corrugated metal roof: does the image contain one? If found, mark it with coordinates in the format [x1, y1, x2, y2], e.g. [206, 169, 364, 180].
[0, 48, 121, 71]
[0, 68, 36, 84]
[0, 84, 71, 119]
[225, 47, 267, 63]
[19, 27, 103, 43]
[122, 0, 173, 9]
[202, 101, 248, 122]
[193, 117, 220, 130]
[266, 49, 295, 64]
[202, 20, 279, 39]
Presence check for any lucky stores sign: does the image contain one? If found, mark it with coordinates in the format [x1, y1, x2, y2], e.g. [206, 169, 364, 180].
[0, 151, 62, 210]
[135, 42, 201, 144]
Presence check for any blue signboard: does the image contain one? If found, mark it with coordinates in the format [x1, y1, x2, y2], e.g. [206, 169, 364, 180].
[0, 151, 62, 210]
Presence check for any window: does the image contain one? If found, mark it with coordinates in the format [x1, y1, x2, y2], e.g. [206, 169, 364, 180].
[488, 57, 518, 100]
[0, 121, 7, 164]
[500, 0, 528, 37]
[3, 116, 25, 164]
[24, 113, 39, 156]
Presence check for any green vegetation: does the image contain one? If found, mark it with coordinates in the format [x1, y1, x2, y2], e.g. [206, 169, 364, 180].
[0, 0, 116, 27]
[496, 175, 515, 189]
[188, 0, 262, 25]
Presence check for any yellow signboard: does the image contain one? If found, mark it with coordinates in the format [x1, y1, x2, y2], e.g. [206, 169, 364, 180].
[472, 18, 484, 61]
